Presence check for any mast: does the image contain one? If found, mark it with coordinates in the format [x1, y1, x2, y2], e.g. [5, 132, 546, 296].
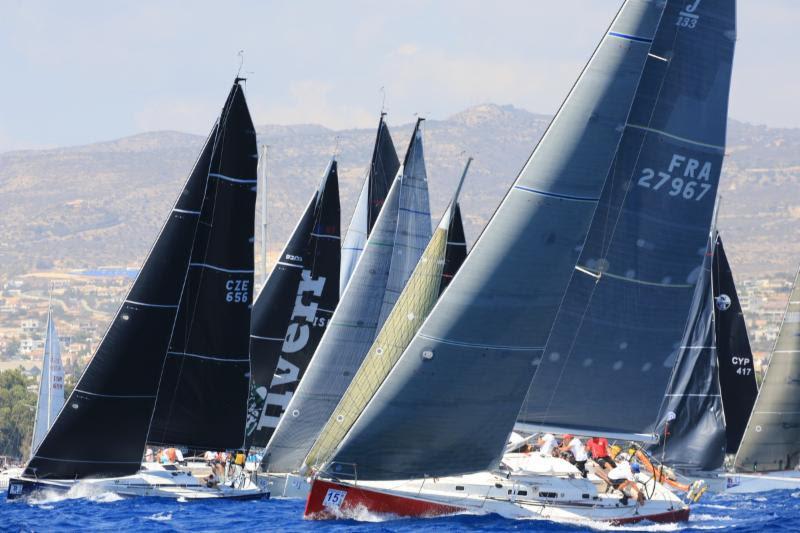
[260, 145, 269, 283]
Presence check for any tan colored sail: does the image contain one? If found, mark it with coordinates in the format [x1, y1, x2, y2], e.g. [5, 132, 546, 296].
[305, 224, 449, 470]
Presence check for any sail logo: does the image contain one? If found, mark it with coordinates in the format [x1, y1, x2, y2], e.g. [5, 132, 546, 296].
[637, 153, 713, 201]
[715, 294, 732, 311]
[225, 279, 249, 303]
[677, 1, 701, 29]
[255, 270, 327, 431]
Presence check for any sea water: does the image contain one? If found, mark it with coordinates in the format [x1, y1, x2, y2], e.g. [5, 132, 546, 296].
[2, 489, 798, 532]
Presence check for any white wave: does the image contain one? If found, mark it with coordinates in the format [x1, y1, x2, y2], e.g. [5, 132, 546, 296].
[147, 512, 173, 522]
[791, 491, 800, 498]
[699, 504, 736, 510]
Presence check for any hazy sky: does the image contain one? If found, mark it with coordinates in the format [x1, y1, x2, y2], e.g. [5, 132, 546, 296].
[1, 1, 797, 152]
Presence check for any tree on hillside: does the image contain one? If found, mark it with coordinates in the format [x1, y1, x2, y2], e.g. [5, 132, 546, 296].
[0, 368, 37, 460]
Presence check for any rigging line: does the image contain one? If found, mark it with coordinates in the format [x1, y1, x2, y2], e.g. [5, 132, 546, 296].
[531, 7, 675, 424]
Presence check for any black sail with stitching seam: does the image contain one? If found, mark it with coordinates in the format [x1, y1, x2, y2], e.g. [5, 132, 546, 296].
[23, 102, 228, 480]
[245, 161, 340, 449]
[713, 234, 758, 454]
[440, 203, 467, 295]
[368, 115, 400, 232]
[148, 81, 257, 450]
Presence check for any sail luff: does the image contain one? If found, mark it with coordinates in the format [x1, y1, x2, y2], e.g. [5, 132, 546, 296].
[326, 0, 669, 480]
[31, 307, 64, 457]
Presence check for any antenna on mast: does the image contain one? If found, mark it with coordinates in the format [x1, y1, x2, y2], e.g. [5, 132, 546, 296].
[260, 144, 269, 283]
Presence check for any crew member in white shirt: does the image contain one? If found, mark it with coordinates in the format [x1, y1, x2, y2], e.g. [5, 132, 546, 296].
[558, 434, 588, 477]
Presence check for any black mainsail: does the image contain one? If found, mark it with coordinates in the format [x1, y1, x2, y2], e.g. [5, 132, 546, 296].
[23, 81, 251, 480]
[245, 159, 341, 448]
[148, 80, 258, 451]
[440, 203, 467, 295]
[713, 234, 758, 454]
[340, 115, 400, 293]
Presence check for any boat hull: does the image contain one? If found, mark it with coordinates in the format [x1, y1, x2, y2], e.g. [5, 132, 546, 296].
[304, 471, 689, 525]
[723, 470, 800, 493]
[6, 465, 269, 502]
[255, 472, 310, 499]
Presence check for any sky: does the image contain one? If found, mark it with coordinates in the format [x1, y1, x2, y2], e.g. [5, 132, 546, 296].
[1, 0, 798, 152]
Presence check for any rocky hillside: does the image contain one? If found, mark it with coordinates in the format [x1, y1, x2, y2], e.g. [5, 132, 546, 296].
[0, 104, 798, 278]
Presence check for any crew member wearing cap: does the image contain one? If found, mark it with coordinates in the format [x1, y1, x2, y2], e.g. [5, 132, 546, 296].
[558, 434, 589, 478]
[607, 455, 645, 505]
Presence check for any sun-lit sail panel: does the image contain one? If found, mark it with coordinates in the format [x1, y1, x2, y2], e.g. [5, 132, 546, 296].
[30, 308, 65, 456]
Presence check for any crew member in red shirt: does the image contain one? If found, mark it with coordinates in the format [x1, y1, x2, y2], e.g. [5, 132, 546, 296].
[586, 436, 616, 471]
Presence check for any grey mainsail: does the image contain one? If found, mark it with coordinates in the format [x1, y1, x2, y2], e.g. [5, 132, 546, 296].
[340, 115, 400, 294]
[326, 0, 668, 480]
[263, 122, 431, 472]
[517, 0, 735, 440]
[650, 235, 726, 472]
[30, 308, 65, 456]
[735, 268, 800, 472]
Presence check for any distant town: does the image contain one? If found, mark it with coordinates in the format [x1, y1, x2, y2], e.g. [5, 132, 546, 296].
[0, 267, 793, 384]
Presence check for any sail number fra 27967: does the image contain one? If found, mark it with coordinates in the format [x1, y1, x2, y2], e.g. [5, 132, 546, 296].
[637, 153, 713, 201]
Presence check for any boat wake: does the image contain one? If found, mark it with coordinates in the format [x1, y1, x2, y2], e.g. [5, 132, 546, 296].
[27, 482, 123, 505]
[146, 512, 173, 522]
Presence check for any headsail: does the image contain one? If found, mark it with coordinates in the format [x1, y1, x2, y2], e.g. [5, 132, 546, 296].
[263, 120, 431, 473]
[325, 0, 669, 480]
[440, 203, 468, 295]
[517, 0, 735, 440]
[148, 80, 258, 451]
[735, 268, 800, 472]
[340, 115, 400, 294]
[30, 307, 65, 456]
[304, 159, 471, 472]
[23, 81, 236, 479]
[713, 234, 758, 454]
[650, 235, 726, 472]
[245, 159, 340, 448]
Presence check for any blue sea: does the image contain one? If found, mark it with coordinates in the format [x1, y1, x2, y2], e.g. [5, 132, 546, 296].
[2, 489, 799, 532]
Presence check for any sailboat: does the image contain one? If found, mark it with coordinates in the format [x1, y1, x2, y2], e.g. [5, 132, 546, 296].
[260, 119, 432, 496]
[340, 113, 400, 295]
[304, 0, 735, 525]
[0, 305, 65, 490]
[7, 78, 266, 501]
[723, 266, 800, 492]
[642, 232, 758, 494]
[244, 157, 341, 490]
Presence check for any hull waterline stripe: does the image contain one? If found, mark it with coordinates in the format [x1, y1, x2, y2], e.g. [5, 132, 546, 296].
[125, 300, 179, 309]
[418, 333, 545, 352]
[189, 262, 254, 274]
[209, 173, 258, 184]
[608, 31, 653, 44]
[74, 388, 157, 399]
[513, 185, 600, 203]
[167, 351, 250, 363]
[626, 123, 725, 151]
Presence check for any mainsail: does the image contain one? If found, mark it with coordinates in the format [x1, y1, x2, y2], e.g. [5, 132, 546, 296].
[148, 80, 258, 451]
[325, 0, 670, 480]
[245, 159, 341, 448]
[441, 203, 468, 295]
[24, 81, 245, 480]
[304, 160, 471, 472]
[263, 120, 431, 473]
[735, 268, 800, 472]
[30, 308, 65, 456]
[713, 234, 758, 454]
[340, 114, 400, 294]
[517, 0, 734, 440]
[651, 234, 726, 472]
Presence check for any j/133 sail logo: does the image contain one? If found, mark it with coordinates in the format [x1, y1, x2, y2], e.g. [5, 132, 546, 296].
[677, 1, 702, 29]
[637, 153, 713, 201]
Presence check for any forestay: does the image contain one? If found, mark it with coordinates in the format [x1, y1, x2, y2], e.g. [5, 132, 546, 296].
[264, 121, 431, 473]
[245, 160, 340, 448]
[327, 0, 666, 480]
[518, 0, 735, 440]
[30, 309, 65, 456]
[25, 87, 224, 479]
[735, 268, 800, 472]
[650, 234, 726, 472]
[713, 234, 758, 454]
[148, 81, 257, 450]
[340, 115, 400, 294]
